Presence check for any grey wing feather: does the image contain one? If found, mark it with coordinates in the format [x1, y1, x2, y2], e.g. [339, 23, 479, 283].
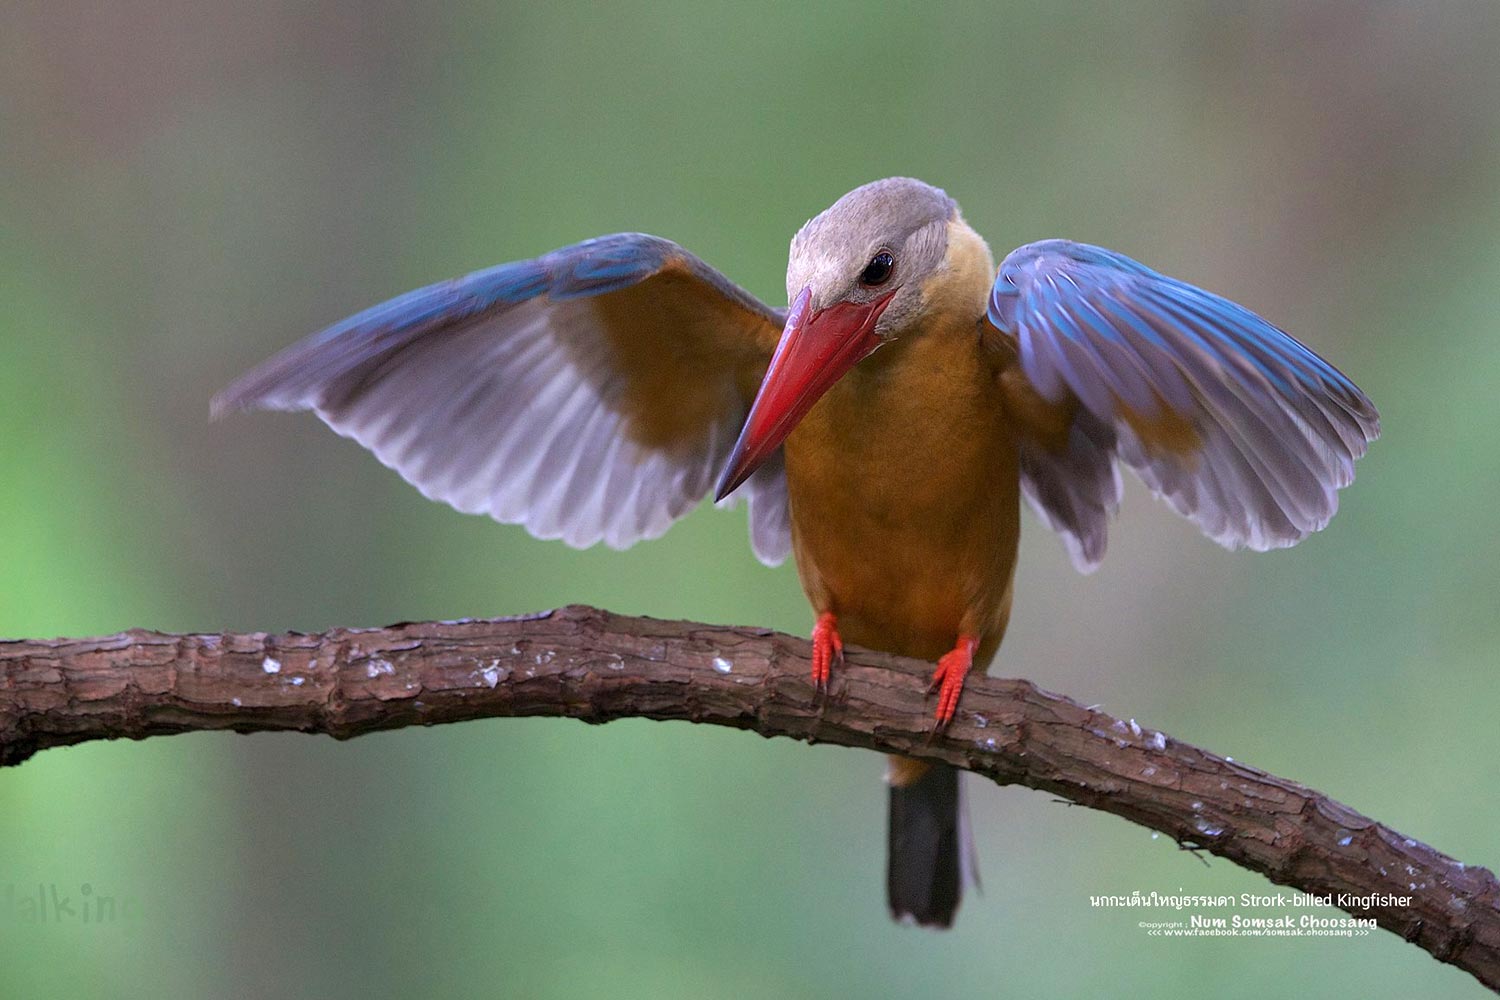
[1016, 409, 1122, 573]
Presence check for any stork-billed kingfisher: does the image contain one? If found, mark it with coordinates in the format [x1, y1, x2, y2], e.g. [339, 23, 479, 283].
[216, 178, 1379, 928]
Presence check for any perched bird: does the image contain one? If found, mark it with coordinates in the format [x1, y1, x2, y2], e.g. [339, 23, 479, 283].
[215, 178, 1379, 928]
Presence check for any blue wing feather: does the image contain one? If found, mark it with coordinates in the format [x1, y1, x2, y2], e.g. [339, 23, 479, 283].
[213, 233, 792, 565]
[990, 239, 1379, 567]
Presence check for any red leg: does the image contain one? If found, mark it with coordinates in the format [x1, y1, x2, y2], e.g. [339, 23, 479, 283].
[928, 634, 978, 726]
[811, 612, 843, 690]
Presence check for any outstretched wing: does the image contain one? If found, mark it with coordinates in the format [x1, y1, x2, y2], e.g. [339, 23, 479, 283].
[987, 239, 1379, 571]
[214, 233, 792, 565]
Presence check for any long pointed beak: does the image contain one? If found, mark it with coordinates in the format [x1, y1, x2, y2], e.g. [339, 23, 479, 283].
[715, 285, 894, 501]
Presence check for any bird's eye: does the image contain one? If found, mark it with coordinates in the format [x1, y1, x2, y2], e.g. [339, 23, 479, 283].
[859, 250, 894, 287]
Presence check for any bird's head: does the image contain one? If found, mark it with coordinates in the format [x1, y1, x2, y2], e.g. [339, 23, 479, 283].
[784, 176, 958, 340]
[716, 178, 982, 500]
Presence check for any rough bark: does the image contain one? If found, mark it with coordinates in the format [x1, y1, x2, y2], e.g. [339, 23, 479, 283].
[2, 605, 1496, 991]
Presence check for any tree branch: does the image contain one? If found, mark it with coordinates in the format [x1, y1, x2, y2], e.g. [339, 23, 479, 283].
[2, 605, 1496, 990]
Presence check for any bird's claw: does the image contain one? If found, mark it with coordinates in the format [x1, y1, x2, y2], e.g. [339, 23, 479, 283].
[928, 635, 978, 727]
[811, 612, 843, 691]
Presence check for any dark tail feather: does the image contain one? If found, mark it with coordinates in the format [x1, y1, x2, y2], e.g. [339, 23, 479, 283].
[886, 761, 977, 928]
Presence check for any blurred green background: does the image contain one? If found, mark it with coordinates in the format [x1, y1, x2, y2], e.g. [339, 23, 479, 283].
[3, 1, 1498, 996]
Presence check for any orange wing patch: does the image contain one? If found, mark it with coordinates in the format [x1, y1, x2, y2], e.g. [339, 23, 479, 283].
[995, 364, 1077, 452]
[1116, 394, 1202, 463]
[581, 259, 776, 454]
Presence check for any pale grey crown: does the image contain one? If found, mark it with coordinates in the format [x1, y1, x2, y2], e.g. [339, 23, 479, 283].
[786, 177, 958, 336]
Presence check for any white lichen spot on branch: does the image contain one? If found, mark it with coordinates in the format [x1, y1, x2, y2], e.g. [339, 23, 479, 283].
[477, 661, 508, 688]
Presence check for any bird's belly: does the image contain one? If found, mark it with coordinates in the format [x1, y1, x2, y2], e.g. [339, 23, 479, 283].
[783, 345, 1020, 663]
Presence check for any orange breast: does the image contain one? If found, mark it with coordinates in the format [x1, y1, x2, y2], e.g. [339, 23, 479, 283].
[783, 313, 1019, 664]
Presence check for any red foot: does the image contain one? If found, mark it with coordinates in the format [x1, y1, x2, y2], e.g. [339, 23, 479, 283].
[811, 612, 843, 690]
[928, 635, 979, 726]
